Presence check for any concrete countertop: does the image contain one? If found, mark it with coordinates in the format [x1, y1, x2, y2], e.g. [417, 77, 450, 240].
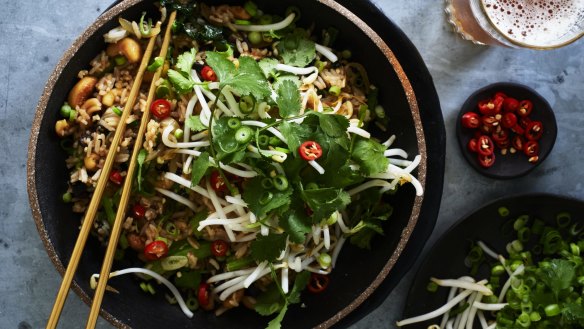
[1, 0, 583, 328]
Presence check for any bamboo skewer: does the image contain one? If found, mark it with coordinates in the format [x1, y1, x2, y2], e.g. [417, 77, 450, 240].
[46, 20, 164, 329]
[85, 12, 177, 329]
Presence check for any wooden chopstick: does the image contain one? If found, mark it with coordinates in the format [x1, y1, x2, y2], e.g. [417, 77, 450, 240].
[85, 12, 177, 329]
[46, 21, 162, 329]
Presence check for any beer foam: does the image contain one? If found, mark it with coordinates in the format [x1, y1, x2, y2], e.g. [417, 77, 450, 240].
[482, 0, 584, 47]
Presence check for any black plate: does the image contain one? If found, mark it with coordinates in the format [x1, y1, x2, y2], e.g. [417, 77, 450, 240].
[28, 0, 445, 328]
[456, 82, 557, 179]
[401, 193, 584, 328]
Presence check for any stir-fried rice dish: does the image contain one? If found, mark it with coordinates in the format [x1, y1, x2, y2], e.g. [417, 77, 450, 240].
[54, 0, 423, 326]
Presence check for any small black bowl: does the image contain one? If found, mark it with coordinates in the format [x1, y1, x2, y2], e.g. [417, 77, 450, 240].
[456, 82, 557, 179]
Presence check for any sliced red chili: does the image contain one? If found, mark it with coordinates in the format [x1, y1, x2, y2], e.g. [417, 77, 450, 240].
[525, 121, 543, 141]
[150, 98, 172, 120]
[492, 95, 504, 114]
[491, 128, 509, 144]
[198, 282, 211, 307]
[510, 124, 525, 135]
[495, 138, 510, 149]
[461, 112, 480, 129]
[501, 112, 517, 129]
[517, 100, 533, 117]
[299, 141, 323, 161]
[481, 115, 499, 128]
[144, 240, 168, 261]
[132, 204, 146, 219]
[478, 99, 496, 116]
[494, 92, 508, 99]
[477, 135, 495, 156]
[467, 138, 478, 153]
[519, 116, 532, 129]
[523, 140, 540, 157]
[307, 273, 330, 293]
[201, 66, 217, 82]
[210, 171, 227, 192]
[109, 170, 124, 185]
[503, 97, 520, 112]
[211, 239, 229, 257]
[478, 153, 496, 168]
[512, 135, 525, 151]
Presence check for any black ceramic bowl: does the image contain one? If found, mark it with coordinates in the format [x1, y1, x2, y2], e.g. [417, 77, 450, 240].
[456, 82, 557, 179]
[401, 193, 584, 328]
[27, 0, 445, 328]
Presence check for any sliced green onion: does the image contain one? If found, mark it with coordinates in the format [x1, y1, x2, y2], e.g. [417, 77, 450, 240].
[174, 129, 184, 140]
[62, 192, 73, 203]
[514, 215, 529, 230]
[147, 56, 164, 72]
[119, 233, 129, 249]
[556, 212, 572, 228]
[341, 49, 352, 59]
[114, 55, 127, 66]
[269, 136, 281, 146]
[244, 1, 258, 16]
[112, 106, 123, 116]
[234, 19, 251, 25]
[139, 12, 153, 36]
[544, 304, 560, 317]
[227, 117, 241, 129]
[235, 126, 253, 144]
[272, 175, 289, 191]
[374, 105, 385, 119]
[305, 182, 318, 190]
[156, 80, 171, 98]
[261, 177, 274, 189]
[165, 222, 179, 236]
[517, 311, 531, 327]
[426, 281, 438, 293]
[239, 95, 255, 114]
[101, 197, 115, 226]
[248, 31, 262, 45]
[186, 296, 199, 311]
[491, 265, 505, 276]
[498, 206, 510, 217]
[257, 134, 269, 148]
[226, 257, 255, 272]
[259, 191, 273, 205]
[329, 85, 341, 96]
[161, 256, 188, 271]
[529, 311, 541, 322]
[531, 218, 545, 235]
[518, 227, 531, 242]
[317, 253, 332, 268]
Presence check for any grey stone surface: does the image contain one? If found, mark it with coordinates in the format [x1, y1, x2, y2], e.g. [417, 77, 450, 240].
[0, 0, 582, 328]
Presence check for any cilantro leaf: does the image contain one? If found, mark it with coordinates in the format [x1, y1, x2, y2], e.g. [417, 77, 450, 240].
[301, 186, 351, 223]
[258, 58, 279, 78]
[167, 69, 195, 94]
[537, 259, 575, 297]
[185, 115, 206, 132]
[272, 74, 301, 91]
[266, 304, 287, 329]
[243, 176, 293, 218]
[319, 114, 349, 138]
[279, 120, 312, 157]
[206, 52, 271, 100]
[276, 80, 301, 118]
[280, 210, 311, 244]
[190, 152, 210, 187]
[562, 302, 584, 324]
[175, 48, 197, 75]
[136, 149, 147, 191]
[351, 137, 389, 176]
[205, 51, 235, 83]
[287, 271, 310, 304]
[277, 34, 316, 67]
[255, 283, 285, 316]
[250, 234, 288, 262]
[211, 117, 249, 164]
[350, 223, 382, 249]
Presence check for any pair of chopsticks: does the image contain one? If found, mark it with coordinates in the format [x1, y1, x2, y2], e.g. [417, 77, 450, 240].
[47, 11, 176, 329]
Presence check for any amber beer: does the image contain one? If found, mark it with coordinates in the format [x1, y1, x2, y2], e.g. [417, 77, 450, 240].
[446, 0, 584, 48]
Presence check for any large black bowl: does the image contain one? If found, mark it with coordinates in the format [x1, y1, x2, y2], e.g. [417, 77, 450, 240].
[27, 0, 445, 328]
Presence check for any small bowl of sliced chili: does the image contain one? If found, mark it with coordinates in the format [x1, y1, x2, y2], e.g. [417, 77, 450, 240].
[456, 82, 557, 179]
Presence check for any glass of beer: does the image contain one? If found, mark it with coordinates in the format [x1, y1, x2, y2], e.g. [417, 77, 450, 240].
[446, 0, 584, 49]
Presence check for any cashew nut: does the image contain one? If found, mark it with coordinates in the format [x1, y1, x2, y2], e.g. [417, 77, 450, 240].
[81, 98, 102, 115]
[84, 153, 100, 171]
[107, 37, 142, 63]
[101, 92, 115, 107]
[68, 76, 98, 108]
[55, 119, 72, 137]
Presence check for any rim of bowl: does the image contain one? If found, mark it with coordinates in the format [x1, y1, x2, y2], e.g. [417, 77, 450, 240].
[27, 0, 427, 327]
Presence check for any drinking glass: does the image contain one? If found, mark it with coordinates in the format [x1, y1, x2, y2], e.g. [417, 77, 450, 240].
[445, 0, 584, 49]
